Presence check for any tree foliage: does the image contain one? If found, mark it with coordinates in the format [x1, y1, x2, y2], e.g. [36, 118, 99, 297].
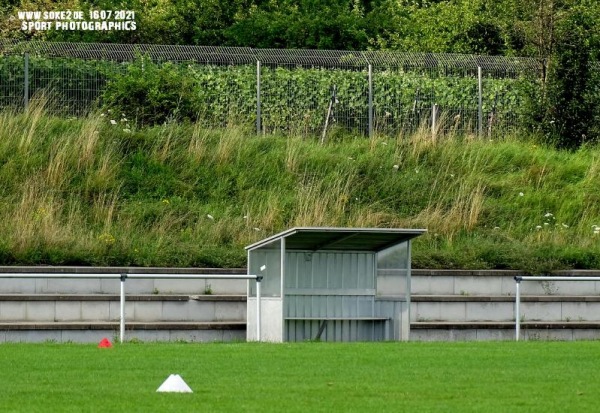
[1, 0, 599, 59]
[541, 2, 600, 147]
[2, 0, 600, 147]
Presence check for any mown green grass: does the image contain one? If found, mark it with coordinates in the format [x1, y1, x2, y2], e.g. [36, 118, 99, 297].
[0, 105, 599, 271]
[0, 341, 599, 412]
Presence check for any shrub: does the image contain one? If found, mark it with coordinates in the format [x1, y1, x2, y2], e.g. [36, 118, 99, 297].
[102, 57, 199, 125]
[539, 7, 600, 148]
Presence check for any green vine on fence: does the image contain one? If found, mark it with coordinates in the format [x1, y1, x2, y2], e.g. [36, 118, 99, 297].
[1, 54, 537, 136]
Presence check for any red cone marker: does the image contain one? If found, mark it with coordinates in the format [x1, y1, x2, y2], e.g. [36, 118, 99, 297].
[98, 338, 113, 348]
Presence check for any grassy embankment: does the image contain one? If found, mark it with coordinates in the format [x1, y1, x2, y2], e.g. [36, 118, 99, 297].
[0, 104, 599, 271]
[0, 341, 599, 412]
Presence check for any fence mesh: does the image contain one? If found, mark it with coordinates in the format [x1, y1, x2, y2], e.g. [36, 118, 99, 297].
[0, 40, 545, 136]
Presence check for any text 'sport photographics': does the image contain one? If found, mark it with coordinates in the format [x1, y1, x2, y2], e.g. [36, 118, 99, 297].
[17, 9, 136, 32]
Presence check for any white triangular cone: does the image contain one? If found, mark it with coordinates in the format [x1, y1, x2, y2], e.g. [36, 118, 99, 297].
[156, 374, 193, 393]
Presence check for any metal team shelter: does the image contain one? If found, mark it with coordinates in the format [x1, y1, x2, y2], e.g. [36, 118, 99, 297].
[246, 227, 426, 342]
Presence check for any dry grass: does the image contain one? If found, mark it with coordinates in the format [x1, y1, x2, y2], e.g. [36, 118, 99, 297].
[0, 107, 599, 269]
[413, 180, 486, 240]
[292, 174, 355, 227]
[187, 122, 210, 162]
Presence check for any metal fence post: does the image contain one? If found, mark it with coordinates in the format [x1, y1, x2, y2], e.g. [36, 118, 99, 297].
[514, 276, 521, 341]
[478, 66, 483, 137]
[432, 103, 438, 140]
[256, 60, 261, 135]
[368, 64, 373, 138]
[120, 273, 127, 343]
[24, 52, 29, 111]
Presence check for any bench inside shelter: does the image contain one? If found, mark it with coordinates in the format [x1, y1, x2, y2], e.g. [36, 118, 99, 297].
[246, 227, 426, 342]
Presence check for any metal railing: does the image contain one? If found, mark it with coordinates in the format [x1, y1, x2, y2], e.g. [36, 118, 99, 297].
[0, 271, 263, 343]
[0, 40, 543, 137]
[514, 276, 600, 341]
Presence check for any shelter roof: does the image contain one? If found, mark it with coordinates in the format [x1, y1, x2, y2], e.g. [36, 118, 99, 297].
[245, 227, 426, 252]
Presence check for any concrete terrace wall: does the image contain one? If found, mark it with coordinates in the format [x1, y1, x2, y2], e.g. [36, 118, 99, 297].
[2, 267, 600, 342]
[0, 267, 248, 343]
[411, 269, 600, 296]
[410, 269, 600, 341]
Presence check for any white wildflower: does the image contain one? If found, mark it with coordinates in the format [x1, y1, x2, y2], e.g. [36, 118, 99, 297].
[254, 227, 261, 231]
[536, 226, 542, 230]
[207, 214, 214, 220]
[110, 119, 117, 125]
[123, 128, 131, 133]
[544, 212, 553, 217]
[562, 223, 569, 228]
[392, 165, 399, 170]
[519, 192, 524, 197]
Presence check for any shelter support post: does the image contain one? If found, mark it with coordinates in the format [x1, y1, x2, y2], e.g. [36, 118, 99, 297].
[256, 275, 262, 341]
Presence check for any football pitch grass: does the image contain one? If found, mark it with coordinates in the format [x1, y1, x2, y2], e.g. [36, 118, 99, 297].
[1, 341, 599, 412]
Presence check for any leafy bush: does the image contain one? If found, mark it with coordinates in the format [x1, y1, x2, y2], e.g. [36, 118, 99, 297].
[102, 57, 199, 125]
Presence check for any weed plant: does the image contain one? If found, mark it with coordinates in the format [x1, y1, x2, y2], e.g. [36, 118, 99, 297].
[0, 104, 599, 271]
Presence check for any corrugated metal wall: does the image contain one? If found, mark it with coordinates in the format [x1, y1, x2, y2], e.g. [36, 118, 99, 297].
[286, 319, 387, 342]
[284, 251, 388, 341]
[285, 251, 375, 291]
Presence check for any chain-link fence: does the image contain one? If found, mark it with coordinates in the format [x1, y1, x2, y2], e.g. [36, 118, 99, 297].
[0, 40, 543, 137]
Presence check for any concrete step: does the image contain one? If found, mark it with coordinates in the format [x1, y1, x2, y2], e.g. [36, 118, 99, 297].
[0, 267, 248, 294]
[411, 269, 600, 296]
[411, 295, 600, 322]
[0, 321, 247, 330]
[0, 294, 246, 323]
[413, 295, 600, 302]
[0, 321, 246, 343]
[410, 321, 600, 341]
